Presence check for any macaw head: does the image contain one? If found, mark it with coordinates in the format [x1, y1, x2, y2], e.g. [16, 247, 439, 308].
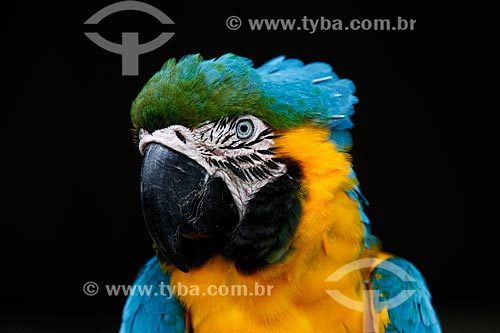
[132, 54, 369, 274]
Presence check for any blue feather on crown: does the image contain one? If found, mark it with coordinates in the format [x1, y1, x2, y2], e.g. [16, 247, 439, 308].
[256, 55, 358, 152]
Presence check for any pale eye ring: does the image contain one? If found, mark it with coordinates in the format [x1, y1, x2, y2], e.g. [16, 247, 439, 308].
[236, 119, 255, 140]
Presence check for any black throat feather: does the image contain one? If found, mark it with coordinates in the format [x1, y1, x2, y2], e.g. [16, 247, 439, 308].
[223, 158, 303, 273]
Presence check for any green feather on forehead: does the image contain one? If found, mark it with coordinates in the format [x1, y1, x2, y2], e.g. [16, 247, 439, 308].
[131, 54, 304, 132]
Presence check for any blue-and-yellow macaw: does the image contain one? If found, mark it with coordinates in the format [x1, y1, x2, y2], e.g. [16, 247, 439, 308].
[119, 54, 441, 333]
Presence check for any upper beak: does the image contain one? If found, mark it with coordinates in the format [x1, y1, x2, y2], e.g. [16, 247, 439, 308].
[140, 143, 238, 272]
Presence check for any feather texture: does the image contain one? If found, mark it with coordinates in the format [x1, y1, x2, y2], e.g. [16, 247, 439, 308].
[371, 257, 442, 333]
[257, 56, 358, 151]
[345, 169, 371, 248]
[119, 257, 185, 333]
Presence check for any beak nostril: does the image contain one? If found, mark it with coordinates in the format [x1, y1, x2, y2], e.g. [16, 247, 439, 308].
[175, 130, 187, 144]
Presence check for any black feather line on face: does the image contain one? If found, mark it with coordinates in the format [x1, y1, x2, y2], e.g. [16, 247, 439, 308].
[244, 137, 265, 146]
[264, 160, 280, 170]
[252, 167, 266, 180]
[220, 141, 246, 150]
[256, 127, 274, 138]
[225, 162, 248, 181]
[242, 128, 273, 146]
[249, 154, 264, 162]
[228, 117, 239, 131]
[215, 117, 226, 131]
[260, 166, 274, 177]
[220, 133, 234, 145]
[223, 158, 304, 274]
[246, 168, 257, 180]
[226, 157, 237, 165]
[234, 155, 253, 165]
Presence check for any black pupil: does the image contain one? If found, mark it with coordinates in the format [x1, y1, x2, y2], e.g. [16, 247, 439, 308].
[240, 124, 249, 133]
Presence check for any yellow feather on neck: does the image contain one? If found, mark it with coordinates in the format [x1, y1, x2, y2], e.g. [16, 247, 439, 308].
[169, 125, 368, 333]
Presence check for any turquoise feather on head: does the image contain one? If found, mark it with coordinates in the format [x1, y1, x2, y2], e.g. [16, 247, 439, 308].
[131, 53, 358, 151]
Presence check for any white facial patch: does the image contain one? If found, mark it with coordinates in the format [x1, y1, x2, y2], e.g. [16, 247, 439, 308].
[138, 116, 287, 219]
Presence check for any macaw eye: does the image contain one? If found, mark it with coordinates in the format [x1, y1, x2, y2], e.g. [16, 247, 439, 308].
[236, 119, 255, 140]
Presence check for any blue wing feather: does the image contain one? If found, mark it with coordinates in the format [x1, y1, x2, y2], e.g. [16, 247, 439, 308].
[345, 169, 371, 248]
[371, 257, 441, 333]
[120, 257, 186, 333]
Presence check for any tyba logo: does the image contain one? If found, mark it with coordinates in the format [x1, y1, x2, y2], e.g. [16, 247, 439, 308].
[84, 1, 174, 76]
[325, 258, 416, 333]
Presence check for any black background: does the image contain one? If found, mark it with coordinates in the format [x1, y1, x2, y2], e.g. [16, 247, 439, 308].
[5, 1, 497, 332]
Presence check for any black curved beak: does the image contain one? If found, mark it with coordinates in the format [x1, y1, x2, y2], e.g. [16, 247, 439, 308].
[140, 143, 238, 273]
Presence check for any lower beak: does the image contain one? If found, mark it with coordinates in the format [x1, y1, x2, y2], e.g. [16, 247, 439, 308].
[140, 143, 238, 272]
